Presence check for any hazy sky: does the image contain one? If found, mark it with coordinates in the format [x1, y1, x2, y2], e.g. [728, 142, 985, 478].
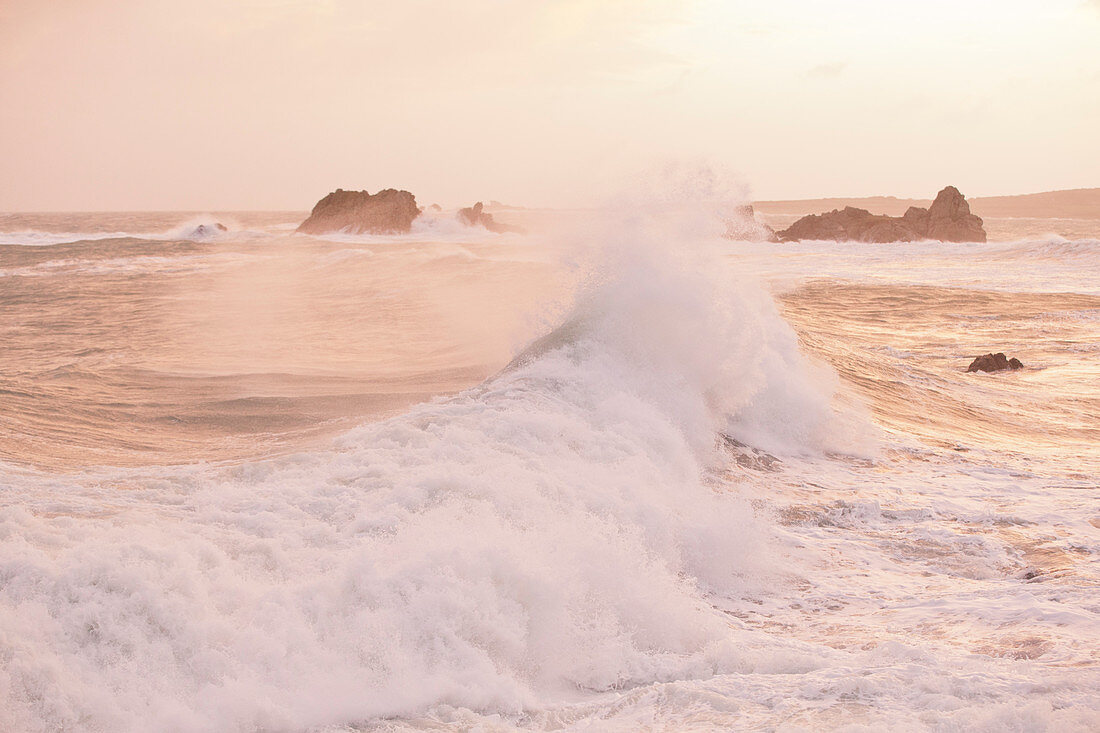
[2, 0, 1098, 210]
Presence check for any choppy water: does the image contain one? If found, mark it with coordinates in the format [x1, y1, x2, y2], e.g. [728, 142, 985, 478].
[0, 208, 1098, 731]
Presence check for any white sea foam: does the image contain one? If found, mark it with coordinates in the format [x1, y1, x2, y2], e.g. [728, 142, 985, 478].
[0, 251, 266, 279]
[162, 216, 232, 241]
[2, 205, 1098, 732]
[0, 213, 843, 731]
[729, 236, 1100, 295]
[0, 215, 261, 246]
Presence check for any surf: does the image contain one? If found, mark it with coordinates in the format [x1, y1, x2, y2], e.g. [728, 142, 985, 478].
[0, 208, 854, 731]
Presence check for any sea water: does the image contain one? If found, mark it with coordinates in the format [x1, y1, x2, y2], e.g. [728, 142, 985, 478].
[0, 206, 1097, 731]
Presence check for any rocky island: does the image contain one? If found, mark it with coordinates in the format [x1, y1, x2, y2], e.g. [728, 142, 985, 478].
[778, 186, 986, 243]
[967, 353, 1024, 373]
[297, 188, 421, 234]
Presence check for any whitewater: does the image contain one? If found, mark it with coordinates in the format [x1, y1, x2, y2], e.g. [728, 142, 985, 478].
[0, 206, 1098, 732]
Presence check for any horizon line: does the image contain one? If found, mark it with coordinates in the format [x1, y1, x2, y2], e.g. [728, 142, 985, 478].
[3, 186, 1099, 215]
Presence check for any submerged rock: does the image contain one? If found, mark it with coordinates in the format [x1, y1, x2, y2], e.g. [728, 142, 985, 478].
[456, 202, 523, 233]
[721, 433, 781, 471]
[189, 222, 227, 238]
[297, 188, 420, 234]
[967, 353, 1024, 372]
[778, 186, 986, 243]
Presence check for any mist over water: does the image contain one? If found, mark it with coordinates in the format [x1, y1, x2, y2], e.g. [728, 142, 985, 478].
[1, 204, 1099, 731]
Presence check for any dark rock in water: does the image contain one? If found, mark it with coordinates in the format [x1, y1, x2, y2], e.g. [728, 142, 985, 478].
[723, 204, 779, 242]
[297, 188, 420, 234]
[456, 202, 486, 226]
[191, 223, 227, 237]
[187, 220, 227, 236]
[967, 353, 1024, 372]
[456, 202, 523, 233]
[721, 434, 780, 471]
[924, 186, 987, 242]
[777, 206, 900, 242]
[778, 186, 986, 243]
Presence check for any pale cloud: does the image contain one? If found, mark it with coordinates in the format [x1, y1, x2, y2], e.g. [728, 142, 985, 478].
[807, 61, 846, 79]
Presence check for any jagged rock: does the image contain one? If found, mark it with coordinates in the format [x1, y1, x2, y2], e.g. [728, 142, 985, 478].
[456, 202, 523, 233]
[902, 206, 930, 232]
[967, 353, 1024, 372]
[297, 188, 420, 234]
[777, 206, 896, 242]
[925, 186, 986, 242]
[457, 201, 495, 229]
[778, 187, 986, 243]
[723, 204, 779, 242]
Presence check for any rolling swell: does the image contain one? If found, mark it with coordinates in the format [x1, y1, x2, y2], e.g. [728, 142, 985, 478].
[2, 209, 1099, 730]
[778, 280, 1100, 472]
[0, 239, 846, 731]
[987, 237, 1100, 262]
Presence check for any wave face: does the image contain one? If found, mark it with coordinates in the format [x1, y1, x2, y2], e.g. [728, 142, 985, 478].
[0, 214, 838, 731]
[1, 209, 1099, 731]
[0, 349, 755, 727]
[0, 211, 296, 246]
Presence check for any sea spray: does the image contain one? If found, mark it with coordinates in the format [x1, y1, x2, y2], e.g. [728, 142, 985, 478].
[548, 170, 871, 458]
[0, 204, 853, 731]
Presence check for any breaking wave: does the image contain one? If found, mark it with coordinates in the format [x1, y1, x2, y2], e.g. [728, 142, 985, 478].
[987, 237, 1100, 262]
[0, 230, 138, 246]
[0, 216, 850, 731]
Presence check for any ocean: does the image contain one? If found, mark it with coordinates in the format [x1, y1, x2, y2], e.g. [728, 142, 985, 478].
[1, 206, 1097, 731]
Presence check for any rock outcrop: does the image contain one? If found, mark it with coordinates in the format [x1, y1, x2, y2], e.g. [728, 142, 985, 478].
[723, 204, 779, 242]
[456, 202, 523, 233]
[297, 189, 420, 234]
[967, 353, 1024, 372]
[778, 206, 916, 243]
[778, 186, 986, 243]
[922, 186, 986, 242]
